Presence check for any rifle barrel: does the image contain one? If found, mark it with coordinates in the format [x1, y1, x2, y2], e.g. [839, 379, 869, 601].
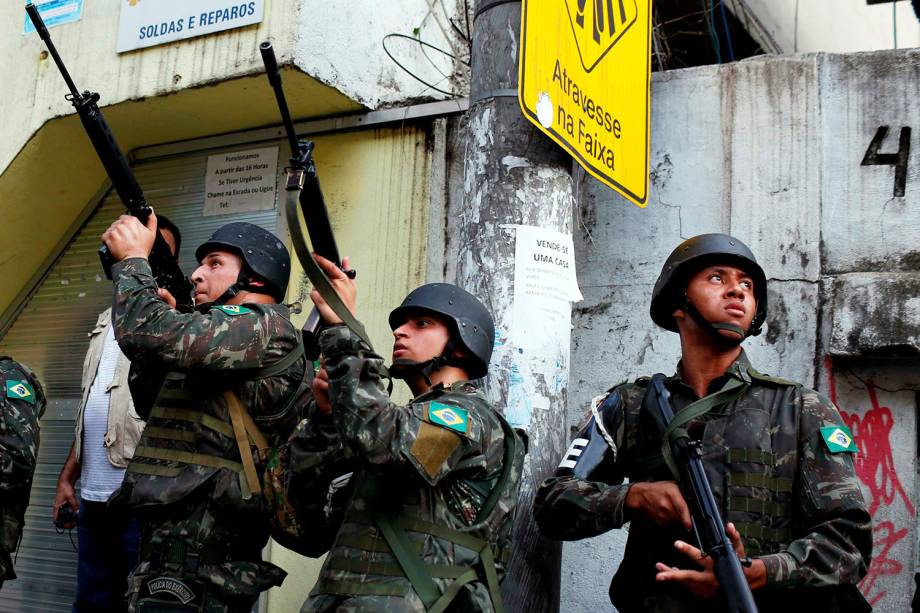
[649, 375, 758, 613]
[26, 3, 80, 96]
[259, 42, 300, 156]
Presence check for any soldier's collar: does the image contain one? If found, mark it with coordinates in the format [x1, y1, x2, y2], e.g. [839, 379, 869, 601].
[673, 350, 753, 390]
[728, 350, 753, 383]
[412, 380, 476, 402]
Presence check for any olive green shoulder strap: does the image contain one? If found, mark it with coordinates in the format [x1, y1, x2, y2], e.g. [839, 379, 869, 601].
[475, 411, 522, 524]
[746, 366, 799, 387]
[659, 375, 749, 479]
[246, 335, 305, 379]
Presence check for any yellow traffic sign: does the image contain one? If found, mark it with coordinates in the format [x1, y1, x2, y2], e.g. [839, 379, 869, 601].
[519, 0, 651, 206]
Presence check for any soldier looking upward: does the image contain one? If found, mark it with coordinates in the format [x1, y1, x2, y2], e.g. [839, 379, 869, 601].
[534, 234, 872, 612]
[302, 254, 525, 612]
[101, 213, 306, 612]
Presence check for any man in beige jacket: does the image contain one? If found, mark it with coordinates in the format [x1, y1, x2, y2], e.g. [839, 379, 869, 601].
[53, 216, 181, 613]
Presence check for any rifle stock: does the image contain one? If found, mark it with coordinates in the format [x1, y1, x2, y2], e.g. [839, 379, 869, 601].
[25, 3, 192, 309]
[648, 374, 759, 613]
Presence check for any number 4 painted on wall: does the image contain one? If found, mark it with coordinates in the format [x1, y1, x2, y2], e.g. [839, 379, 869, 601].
[861, 126, 911, 198]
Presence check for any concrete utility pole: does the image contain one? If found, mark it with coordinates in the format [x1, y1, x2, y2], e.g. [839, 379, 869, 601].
[456, 1, 575, 610]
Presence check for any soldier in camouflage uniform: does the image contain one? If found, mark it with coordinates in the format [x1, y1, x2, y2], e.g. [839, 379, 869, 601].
[102, 213, 306, 612]
[0, 357, 46, 589]
[534, 234, 872, 612]
[302, 255, 525, 612]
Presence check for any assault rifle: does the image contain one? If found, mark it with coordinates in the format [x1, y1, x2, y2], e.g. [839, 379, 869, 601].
[25, 4, 193, 309]
[259, 42, 372, 357]
[646, 374, 759, 613]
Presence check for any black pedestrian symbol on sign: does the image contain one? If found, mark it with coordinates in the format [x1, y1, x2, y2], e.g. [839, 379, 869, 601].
[566, 0, 638, 72]
[575, 0, 628, 43]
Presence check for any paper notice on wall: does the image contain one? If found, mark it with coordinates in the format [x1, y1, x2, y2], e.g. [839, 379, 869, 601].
[509, 224, 583, 349]
[203, 147, 278, 216]
[499, 225, 582, 428]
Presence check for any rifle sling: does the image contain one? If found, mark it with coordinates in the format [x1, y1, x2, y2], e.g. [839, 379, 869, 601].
[245, 338, 304, 379]
[660, 376, 748, 479]
[223, 390, 268, 500]
[284, 169, 374, 350]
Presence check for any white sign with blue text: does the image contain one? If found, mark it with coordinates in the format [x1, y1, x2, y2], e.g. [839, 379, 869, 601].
[23, 0, 84, 35]
[117, 0, 263, 53]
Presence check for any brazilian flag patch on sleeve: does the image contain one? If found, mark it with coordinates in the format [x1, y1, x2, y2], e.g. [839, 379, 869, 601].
[428, 401, 470, 435]
[6, 380, 35, 405]
[213, 305, 253, 316]
[820, 425, 858, 453]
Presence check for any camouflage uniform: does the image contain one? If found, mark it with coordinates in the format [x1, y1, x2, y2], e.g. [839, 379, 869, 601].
[108, 258, 306, 612]
[259, 396, 353, 558]
[534, 351, 872, 612]
[0, 357, 46, 589]
[302, 325, 524, 613]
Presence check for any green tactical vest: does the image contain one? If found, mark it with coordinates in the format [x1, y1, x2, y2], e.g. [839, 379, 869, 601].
[313, 411, 525, 613]
[124, 342, 305, 512]
[626, 369, 800, 558]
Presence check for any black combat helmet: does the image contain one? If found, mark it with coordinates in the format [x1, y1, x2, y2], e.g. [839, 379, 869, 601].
[388, 283, 495, 379]
[195, 222, 291, 302]
[650, 233, 768, 337]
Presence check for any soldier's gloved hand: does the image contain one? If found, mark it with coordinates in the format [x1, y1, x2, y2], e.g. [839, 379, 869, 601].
[101, 210, 158, 261]
[654, 522, 767, 597]
[310, 254, 357, 325]
[624, 481, 692, 528]
[312, 365, 332, 414]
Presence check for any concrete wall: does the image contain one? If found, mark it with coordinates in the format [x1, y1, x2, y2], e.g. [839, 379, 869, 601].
[563, 49, 920, 611]
[731, 0, 920, 54]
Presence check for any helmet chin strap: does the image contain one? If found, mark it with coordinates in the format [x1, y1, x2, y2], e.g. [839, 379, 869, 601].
[682, 297, 747, 347]
[193, 272, 258, 313]
[389, 339, 476, 387]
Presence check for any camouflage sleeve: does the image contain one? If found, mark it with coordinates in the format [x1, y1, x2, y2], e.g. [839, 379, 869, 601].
[0, 360, 46, 490]
[760, 389, 872, 589]
[111, 258, 296, 371]
[318, 325, 500, 486]
[534, 387, 630, 540]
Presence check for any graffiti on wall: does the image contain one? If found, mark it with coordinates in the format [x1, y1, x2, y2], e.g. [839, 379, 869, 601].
[825, 357, 916, 607]
[861, 126, 912, 198]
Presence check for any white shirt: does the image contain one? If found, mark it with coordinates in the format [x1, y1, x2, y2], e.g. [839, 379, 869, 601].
[79, 326, 129, 502]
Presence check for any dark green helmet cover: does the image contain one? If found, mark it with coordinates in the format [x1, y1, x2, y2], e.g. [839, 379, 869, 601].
[195, 222, 290, 302]
[389, 283, 495, 379]
[650, 234, 767, 337]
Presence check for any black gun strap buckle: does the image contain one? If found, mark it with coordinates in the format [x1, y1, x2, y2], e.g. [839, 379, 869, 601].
[286, 167, 306, 190]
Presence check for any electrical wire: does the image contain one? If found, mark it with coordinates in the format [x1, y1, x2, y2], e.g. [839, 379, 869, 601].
[381, 33, 464, 97]
[706, 0, 722, 63]
[449, 0, 472, 44]
[719, 0, 735, 61]
[893, 0, 898, 50]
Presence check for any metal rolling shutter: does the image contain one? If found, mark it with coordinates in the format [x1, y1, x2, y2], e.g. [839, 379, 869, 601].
[0, 138, 282, 612]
